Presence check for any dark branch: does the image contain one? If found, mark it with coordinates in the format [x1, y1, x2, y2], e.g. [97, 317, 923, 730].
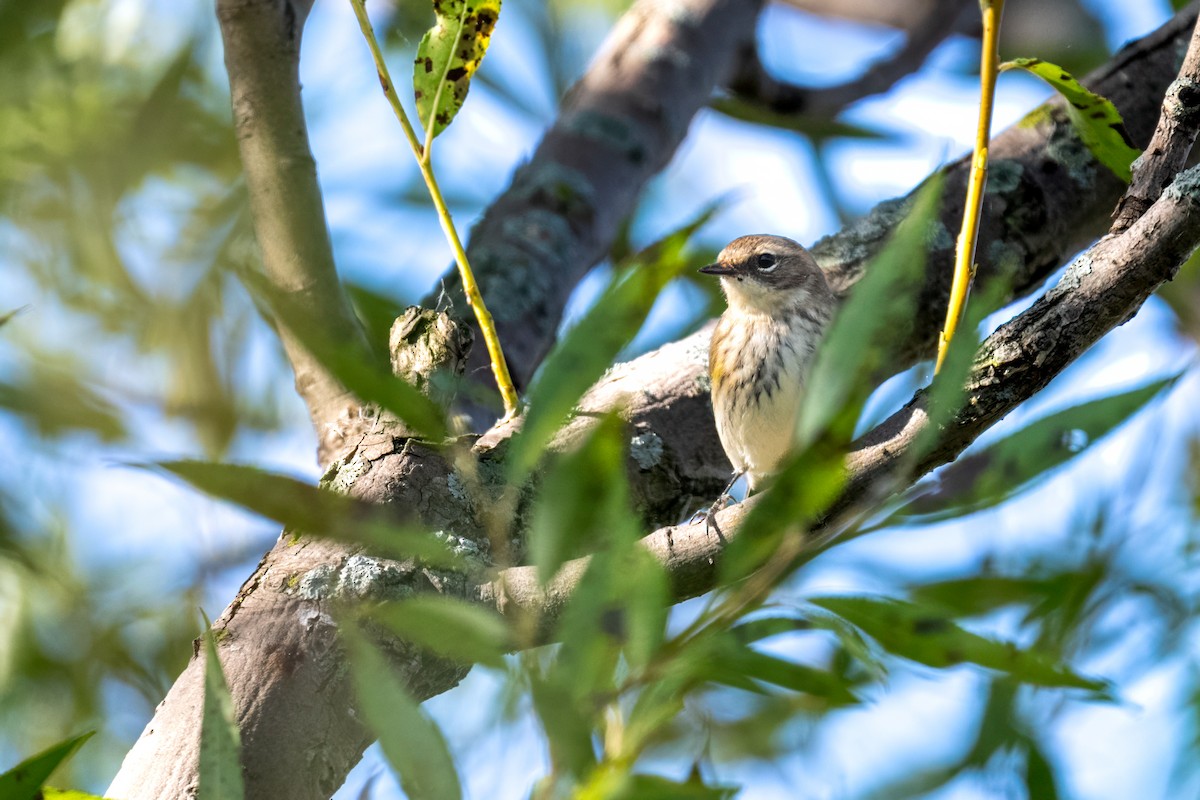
[1112, 14, 1200, 233]
[726, 0, 972, 118]
[488, 160, 1200, 626]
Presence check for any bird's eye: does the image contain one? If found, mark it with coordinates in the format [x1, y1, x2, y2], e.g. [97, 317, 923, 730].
[756, 253, 777, 270]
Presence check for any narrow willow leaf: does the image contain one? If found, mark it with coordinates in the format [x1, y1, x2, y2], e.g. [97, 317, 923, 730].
[798, 176, 942, 447]
[144, 460, 460, 565]
[0, 732, 93, 800]
[581, 769, 738, 800]
[909, 575, 1070, 618]
[896, 373, 1179, 524]
[345, 625, 463, 800]
[0, 371, 125, 441]
[509, 202, 722, 480]
[1002, 57, 1140, 182]
[0, 306, 27, 328]
[370, 595, 509, 669]
[199, 617, 245, 800]
[529, 672, 598, 777]
[526, 414, 628, 585]
[413, 0, 502, 138]
[40, 790, 109, 799]
[708, 644, 858, 704]
[240, 270, 447, 439]
[811, 595, 1110, 693]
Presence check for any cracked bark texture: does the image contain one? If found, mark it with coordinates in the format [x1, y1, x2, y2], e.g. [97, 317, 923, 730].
[108, 2, 1200, 798]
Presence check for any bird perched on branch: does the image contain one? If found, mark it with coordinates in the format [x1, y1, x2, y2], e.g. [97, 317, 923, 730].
[697, 234, 836, 517]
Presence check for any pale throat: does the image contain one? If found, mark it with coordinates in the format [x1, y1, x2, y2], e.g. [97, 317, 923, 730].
[721, 277, 809, 317]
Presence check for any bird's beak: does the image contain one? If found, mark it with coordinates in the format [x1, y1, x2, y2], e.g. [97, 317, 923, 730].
[699, 263, 736, 276]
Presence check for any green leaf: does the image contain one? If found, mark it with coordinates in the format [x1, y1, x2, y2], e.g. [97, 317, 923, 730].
[0, 370, 125, 442]
[707, 643, 858, 704]
[909, 575, 1069, 618]
[199, 615, 245, 800]
[239, 270, 447, 439]
[585, 770, 738, 800]
[40, 790, 109, 799]
[895, 374, 1179, 523]
[0, 306, 26, 328]
[144, 460, 460, 565]
[798, 176, 942, 447]
[1001, 57, 1140, 182]
[529, 672, 597, 778]
[370, 595, 509, 669]
[345, 625, 463, 800]
[413, 0, 502, 138]
[526, 414, 629, 585]
[0, 732, 93, 800]
[508, 203, 721, 480]
[810, 595, 1110, 693]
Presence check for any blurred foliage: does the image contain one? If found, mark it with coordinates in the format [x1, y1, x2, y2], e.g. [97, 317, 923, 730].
[3, 1, 1200, 799]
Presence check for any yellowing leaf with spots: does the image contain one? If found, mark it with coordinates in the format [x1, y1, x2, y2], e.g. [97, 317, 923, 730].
[1001, 57, 1141, 182]
[413, 0, 501, 139]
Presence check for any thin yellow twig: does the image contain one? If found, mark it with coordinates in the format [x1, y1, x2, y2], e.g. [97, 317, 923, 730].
[935, 0, 1004, 374]
[349, 0, 521, 419]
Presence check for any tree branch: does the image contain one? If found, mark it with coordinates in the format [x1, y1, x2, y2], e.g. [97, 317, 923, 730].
[726, 0, 972, 118]
[487, 160, 1200, 627]
[218, 0, 376, 465]
[1112, 14, 1200, 233]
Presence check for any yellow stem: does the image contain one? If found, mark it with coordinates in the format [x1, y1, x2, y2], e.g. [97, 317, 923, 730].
[935, 0, 1004, 374]
[349, 0, 520, 418]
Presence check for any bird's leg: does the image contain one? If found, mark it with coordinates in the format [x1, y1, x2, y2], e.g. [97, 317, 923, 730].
[690, 470, 745, 536]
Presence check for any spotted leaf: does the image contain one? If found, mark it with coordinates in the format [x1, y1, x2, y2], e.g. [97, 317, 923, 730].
[413, 0, 502, 139]
[1002, 57, 1140, 182]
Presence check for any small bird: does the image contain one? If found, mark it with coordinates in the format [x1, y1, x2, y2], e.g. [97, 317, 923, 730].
[698, 234, 836, 513]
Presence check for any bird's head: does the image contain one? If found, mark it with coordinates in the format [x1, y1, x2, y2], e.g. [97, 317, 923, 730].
[699, 234, 832, 315]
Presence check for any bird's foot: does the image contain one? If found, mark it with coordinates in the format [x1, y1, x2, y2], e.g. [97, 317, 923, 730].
[689, 493, 735, 541]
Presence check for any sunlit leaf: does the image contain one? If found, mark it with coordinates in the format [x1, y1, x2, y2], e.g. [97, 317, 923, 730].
[0, 731, 93, 800]
[579, 767, 737, 800]
[811, 595, 1110, 693]
[413, 0, 502, 138]
[345, 625, 462, 800]
[199, 615, 244, 800]
[370, 595, 509, 669]
[143, 461, 459, 565]
[1002, 57, 1140, 182]
[894, 374, 1179, 524]
[509, 202, 722, 479]
[40, 789, 109, 799]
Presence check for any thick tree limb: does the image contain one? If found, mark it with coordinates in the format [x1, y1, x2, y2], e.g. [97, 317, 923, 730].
[219, 0, 376, 466]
